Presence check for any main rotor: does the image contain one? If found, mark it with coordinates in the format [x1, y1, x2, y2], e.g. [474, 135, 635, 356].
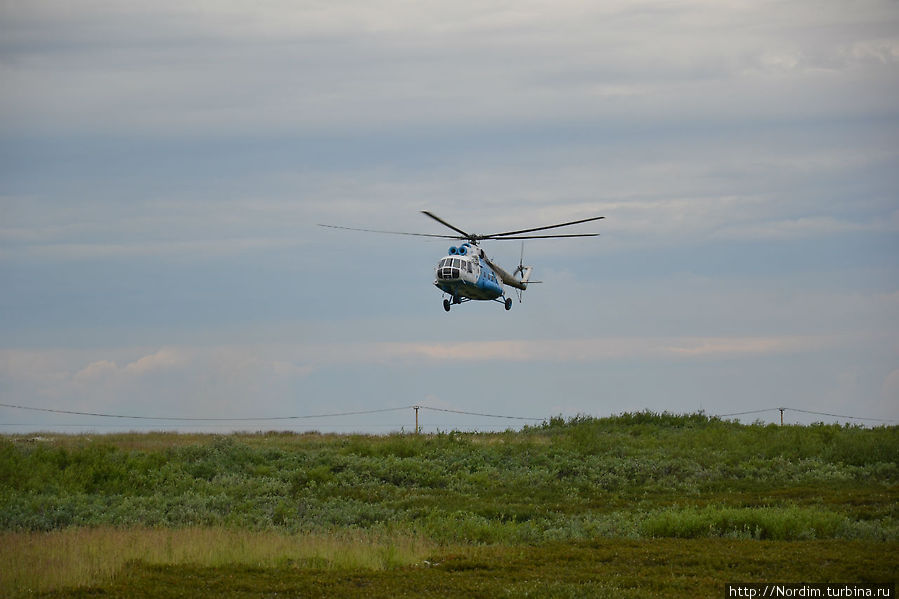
[319, 210, 604, 246]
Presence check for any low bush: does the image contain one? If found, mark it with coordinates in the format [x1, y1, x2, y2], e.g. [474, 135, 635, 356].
[1, 414, 896, 543]
[639, 505, 895, 540]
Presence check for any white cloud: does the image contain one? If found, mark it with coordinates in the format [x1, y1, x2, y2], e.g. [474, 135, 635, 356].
[843, 39, 899, 65]
[122, 348, 186, 376]
[2, 0, 896, 135]
[372, 335, 840, 363]
[3, 334, 843, 387]
[1, 329, 895, 427]
[69, 349, 188, 384]
[73, 359, 117, 383]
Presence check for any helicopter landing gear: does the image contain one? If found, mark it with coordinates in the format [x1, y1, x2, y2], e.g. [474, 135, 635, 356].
[443, 295, 467, 311]
[504, 297, 512, 311]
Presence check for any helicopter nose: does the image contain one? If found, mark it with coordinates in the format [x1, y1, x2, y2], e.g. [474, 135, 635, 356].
[436, 265, 461, 280]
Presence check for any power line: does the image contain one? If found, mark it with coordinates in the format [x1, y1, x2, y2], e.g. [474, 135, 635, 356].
[0, 402, 414, 422]
[0, 402, 544, 422]
[714, 406, 897, 423]
[715, 408, 781, 417]
[0, 423, 413, 429]
[783, 407, 898, 423]
[1, 401, 894, 427]
[418, 406, 543, 421]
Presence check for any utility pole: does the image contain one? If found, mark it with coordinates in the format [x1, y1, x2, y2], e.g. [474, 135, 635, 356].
[779, 407, 784, 426]
[413, 405, 420, 434]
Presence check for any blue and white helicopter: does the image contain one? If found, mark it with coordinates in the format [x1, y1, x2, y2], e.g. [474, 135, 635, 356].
[320, 211, 603, 311]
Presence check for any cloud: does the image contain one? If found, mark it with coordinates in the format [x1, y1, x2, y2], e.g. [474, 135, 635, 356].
[373, 335, 839, 363]
[2, 0, 896, 136]
[0, 335, 842, 392]
[712, 215, 898, 241]
[122, 348, 186, 376]
[656, 336, 830, 357]
[69, 349, 188, 383]
[1, 346, 305, 418]
[2, 237, 309, 261]
[1, 331, 894, 428]
[73, 359, 118, 383]
[843, 38, 899, 65]
[883, 369, 899, 400]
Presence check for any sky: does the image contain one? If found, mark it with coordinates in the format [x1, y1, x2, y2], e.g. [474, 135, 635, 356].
[1, 0, 898, 433]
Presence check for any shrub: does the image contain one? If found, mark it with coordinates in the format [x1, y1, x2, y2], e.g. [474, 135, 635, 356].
[640, 506, 851, 540]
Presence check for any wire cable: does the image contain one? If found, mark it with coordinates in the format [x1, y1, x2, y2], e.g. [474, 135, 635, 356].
[1, 401, 894, 426]
[0, 402, 414, 422]
[783, 407, 897, 423]
[715, 408, 781, 417]
[418, 405, 543, 421]
[714, 406, 897, 423]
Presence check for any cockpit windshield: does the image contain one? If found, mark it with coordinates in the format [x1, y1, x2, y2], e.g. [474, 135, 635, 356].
[439, 258, 472, 268]
[436, 257, 471, 280]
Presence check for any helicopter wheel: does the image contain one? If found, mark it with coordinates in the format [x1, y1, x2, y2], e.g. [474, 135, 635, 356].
[443, 299, 451, 312]
[504, 297, 512, 311]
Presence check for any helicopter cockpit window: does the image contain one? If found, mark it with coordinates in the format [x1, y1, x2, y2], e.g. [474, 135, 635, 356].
[436, 258, 462, 280]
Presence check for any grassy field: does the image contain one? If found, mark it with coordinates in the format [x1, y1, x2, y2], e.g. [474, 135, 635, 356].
[1, 412, 896, 597]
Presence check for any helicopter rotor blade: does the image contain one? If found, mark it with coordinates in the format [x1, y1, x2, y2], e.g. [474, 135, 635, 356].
[487, 233, 600, 240]
[321, 212, 602, 243]
[483, 216, 604, 239]
[420, 211, 476, 241]
[317, 224, 461, 239]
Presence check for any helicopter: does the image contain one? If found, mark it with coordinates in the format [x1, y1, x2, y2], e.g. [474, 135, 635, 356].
[319, 211, 604, 311]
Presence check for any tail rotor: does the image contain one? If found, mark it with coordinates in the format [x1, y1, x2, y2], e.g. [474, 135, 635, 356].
[513, 242, 537, 302]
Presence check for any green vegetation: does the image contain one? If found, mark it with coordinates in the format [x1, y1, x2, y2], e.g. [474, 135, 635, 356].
[0, 527, 432, 594]
[26, 540, 898, 599]
[1, 412, 896, 596]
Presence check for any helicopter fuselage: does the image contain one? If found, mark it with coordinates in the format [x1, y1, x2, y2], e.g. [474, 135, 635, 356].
[433, 244, 504, 302]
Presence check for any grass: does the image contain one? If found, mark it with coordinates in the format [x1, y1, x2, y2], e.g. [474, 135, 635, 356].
[640, 505, 855, 540]
[1, 412, 896, 596]
[26, 540, 898, 598]
[0, 526, 433, 595]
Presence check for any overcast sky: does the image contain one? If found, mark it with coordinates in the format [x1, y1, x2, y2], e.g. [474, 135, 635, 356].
[1, 0, 897, 433]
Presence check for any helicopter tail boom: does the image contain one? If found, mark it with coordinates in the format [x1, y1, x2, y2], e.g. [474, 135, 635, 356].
[484, 256, 530, 290]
